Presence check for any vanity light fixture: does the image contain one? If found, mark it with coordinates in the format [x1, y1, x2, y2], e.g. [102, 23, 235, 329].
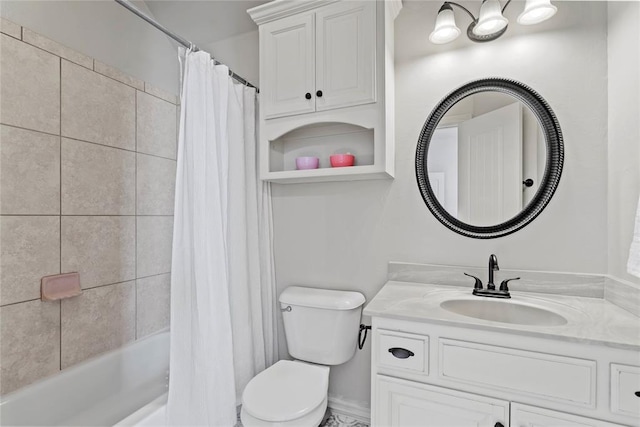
[429, 0, 557, 44]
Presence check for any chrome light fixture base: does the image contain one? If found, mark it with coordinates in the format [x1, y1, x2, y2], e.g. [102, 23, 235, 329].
[466, 20, 508, 43]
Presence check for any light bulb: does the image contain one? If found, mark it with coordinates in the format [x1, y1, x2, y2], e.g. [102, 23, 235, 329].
[473, 0, 509, 36]
[518, 0, 557, 25]
[429, 4, 461, 45]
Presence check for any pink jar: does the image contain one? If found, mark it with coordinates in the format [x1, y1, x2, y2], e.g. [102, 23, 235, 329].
[329, 153, 355, 167]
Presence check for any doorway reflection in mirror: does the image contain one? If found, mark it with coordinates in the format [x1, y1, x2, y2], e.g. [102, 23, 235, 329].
[427, 92, 546, 226]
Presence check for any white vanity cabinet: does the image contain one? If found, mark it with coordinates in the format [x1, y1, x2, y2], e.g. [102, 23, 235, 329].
[260, 1, 376, 119]
[369, 318, 639, 427]
[377, 375, 509, 427]
[248, 0, 400, 183]
[510, 403, 628, 427]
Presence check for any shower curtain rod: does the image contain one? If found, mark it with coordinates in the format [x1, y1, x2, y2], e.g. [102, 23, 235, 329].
[114, 0, 259, 92]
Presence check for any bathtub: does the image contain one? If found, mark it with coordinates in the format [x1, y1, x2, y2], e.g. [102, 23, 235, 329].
[0, 330, 169, 426]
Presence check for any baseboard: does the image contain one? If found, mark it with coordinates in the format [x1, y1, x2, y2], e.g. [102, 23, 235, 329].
[327, 395, 371, 424]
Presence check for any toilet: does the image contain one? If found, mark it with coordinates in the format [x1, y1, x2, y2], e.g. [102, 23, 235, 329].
[240, 286, 366, 427]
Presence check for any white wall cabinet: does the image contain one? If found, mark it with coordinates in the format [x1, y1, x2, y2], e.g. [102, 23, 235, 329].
[261, 13, 315, 119]
[311, 1, 376, 112]
[370, 318, 638, 427]
[261, 1, 375, 119]
[249, 0, 400, 183]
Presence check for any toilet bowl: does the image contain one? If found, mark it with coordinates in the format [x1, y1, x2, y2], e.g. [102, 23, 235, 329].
[240, 286, 365, 427]
[241, 360, 329, 427]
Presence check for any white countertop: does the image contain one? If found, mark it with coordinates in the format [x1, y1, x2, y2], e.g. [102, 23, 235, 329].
[363, 281, 640, 351]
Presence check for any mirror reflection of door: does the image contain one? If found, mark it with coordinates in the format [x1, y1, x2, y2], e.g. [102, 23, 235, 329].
[427, 92, 546, 226]
[429, 128, 458, 216]
[459, 102, 522, 225]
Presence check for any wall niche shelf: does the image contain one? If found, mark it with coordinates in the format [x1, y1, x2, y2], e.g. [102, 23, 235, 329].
[267, 122, 389, 184]
[248, 0, 401, 184]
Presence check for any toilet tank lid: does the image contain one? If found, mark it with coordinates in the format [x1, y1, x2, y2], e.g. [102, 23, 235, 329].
[279, 286, 365, 310]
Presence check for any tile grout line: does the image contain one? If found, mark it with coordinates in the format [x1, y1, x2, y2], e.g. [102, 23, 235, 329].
[1, 214, 172, 217]
[17, 35, 92, 71]
[13, 24, 178, 104]
[59, 54, 63, 372]
[0, 274, 160, 305]
[0, 28, 22, 41]
[1, 122, 178, 162]
[0, 273, 162, 309]
[0, 214, 61, 217]
[58, 57, 62, 370]
[0, 297, 42, 308]
[135, 89, 138, 341]
[140, 88, 179, 106]
[93, 62, 150, 95]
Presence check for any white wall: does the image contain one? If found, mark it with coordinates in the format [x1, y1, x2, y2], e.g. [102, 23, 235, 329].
[0, 0, 179, 94]
[203, 30, 259, 88]
[607, 1, 640, 285]
[271, 1, 609, 408]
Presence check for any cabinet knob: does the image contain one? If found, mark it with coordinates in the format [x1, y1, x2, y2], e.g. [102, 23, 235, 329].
[494, 423, 504, 427]
[316, 90, 323, 97]
[388, 347, 414, 359]
[305, 92, 312, 100]
[635, 391, 640, 397]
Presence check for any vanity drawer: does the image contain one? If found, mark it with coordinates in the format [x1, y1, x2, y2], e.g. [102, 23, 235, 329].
[377, 330, 428, 374]
[439, 338, 596, 408]
[611, 363, 640, 417]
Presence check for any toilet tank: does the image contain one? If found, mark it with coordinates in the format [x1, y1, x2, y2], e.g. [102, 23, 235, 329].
[279, 286, 366, 365]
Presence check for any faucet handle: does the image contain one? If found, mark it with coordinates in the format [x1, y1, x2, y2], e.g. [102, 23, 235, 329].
[499, 277, 520, 292]
[464, 272, 483, 290]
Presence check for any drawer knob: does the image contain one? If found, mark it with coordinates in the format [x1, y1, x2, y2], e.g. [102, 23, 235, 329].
[635, 391, 640, 397]
[495, 423, 504, 427]
[388, 347, 414, 359]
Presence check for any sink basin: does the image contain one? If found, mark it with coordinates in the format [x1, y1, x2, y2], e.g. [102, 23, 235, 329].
[440, 298, 568, 326]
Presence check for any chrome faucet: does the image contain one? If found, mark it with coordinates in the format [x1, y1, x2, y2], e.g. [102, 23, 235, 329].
[487, 254, 499, 290]
[464, 254, 519, 299]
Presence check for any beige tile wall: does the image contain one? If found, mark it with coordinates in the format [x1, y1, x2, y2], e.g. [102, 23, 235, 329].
[0, 19, 178, 395]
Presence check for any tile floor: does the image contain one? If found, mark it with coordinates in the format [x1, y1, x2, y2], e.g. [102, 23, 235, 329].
[236, 411, 369, 427]
[322, 413, 369, 427]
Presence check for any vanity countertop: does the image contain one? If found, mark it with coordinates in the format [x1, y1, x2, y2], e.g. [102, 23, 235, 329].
[363, 281, 640, 351]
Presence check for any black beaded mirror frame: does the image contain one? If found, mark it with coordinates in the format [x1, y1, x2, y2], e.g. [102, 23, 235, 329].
[415, 78, 564, 239]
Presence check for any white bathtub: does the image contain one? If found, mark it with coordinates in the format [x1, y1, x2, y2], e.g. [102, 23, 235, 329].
[0, 330, 169, 426]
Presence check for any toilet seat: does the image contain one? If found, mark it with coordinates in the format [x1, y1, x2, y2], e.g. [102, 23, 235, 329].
[241, 360, 329, 423]
[240, 397, 327, 427]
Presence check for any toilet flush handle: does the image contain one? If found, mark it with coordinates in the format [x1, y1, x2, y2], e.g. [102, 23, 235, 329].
[281, 306, 292, 312]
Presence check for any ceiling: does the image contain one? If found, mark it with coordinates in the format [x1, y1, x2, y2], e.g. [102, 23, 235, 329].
[144, 0, 268, 45]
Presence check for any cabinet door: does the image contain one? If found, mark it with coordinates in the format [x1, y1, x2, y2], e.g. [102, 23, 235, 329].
[375, 375, 509, 427]
[315, 1, 376, 112]
[511, 403, 625, 427]
[611, 363, 640, 417]
[261, 12, 315, 119]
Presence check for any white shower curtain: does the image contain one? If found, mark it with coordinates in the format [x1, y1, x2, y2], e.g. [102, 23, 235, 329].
[167, 49, 277, 427]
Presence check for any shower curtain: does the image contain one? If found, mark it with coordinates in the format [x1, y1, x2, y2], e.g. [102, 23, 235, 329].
[167, 49, 277, 426]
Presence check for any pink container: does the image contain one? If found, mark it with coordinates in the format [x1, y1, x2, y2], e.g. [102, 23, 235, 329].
[330, 153, 355, 167]
[295, 156, 319, 170]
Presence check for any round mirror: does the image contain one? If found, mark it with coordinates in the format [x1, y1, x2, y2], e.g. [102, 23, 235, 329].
[415, 78, 563, 239]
